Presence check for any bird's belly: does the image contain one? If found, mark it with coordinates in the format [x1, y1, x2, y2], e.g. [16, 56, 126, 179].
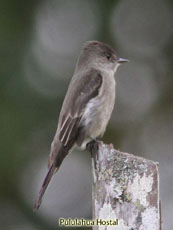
[82, 84, 115, 139]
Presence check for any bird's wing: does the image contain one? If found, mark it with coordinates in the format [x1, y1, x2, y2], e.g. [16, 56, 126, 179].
[59, 69, 103, 146]
[48, 69, 103, 166]
[34, 69, 103, 211]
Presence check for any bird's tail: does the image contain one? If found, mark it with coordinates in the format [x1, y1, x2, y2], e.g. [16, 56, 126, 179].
[33, 143, 70, 211]
[33, 163, 57, 211]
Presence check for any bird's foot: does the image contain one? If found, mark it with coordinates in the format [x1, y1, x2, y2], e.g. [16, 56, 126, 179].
[87, 139, 99, 170]
[86, 139, 99, 158]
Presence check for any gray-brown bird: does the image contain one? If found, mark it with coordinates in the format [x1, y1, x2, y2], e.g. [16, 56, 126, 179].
[33, 40, 128, 211]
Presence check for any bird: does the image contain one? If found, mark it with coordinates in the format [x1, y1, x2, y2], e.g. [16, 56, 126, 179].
[33, 40, 129, 211]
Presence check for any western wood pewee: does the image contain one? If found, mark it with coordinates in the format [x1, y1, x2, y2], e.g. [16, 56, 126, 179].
[33, 40, 128, 211]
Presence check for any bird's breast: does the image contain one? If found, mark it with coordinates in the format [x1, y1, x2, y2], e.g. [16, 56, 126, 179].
[82, 73, 116, 138]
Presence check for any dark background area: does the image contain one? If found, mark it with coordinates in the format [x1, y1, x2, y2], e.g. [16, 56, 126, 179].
[0, 0, 172, 229]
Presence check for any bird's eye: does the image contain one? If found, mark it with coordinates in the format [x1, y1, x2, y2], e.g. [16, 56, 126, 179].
[106, 53, 111, 60]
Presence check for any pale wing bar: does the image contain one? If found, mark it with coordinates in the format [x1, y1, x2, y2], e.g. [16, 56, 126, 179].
[59, 114, 81, 146]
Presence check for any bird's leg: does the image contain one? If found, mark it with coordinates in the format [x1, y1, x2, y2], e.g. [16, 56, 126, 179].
[86, 139, 98, 156]
[86, 139, 99, 169]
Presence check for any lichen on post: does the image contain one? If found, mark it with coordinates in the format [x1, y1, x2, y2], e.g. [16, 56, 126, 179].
[89, 141, 160, 230]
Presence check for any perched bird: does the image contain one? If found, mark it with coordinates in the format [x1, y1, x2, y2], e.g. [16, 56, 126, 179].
[33, 40, 128, 211]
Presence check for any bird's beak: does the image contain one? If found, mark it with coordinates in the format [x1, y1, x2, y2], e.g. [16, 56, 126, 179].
[117, 58, 129, 64]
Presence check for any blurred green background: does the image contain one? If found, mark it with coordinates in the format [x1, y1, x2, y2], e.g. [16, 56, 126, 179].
[0, 0, 172, 229]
